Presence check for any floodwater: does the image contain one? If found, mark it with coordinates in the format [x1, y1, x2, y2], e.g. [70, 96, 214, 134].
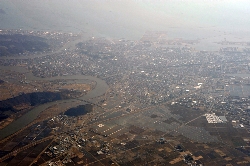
[226, 74, 250, 97]
[226, 85, 250, 97]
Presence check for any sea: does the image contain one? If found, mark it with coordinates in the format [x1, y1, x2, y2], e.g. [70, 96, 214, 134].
[1, 0, 250, 50]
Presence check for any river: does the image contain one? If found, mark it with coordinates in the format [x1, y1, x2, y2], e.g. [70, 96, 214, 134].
[0, 66, 109, 139]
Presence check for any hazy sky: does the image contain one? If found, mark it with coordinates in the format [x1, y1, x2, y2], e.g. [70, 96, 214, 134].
[1, 0, 250, 39]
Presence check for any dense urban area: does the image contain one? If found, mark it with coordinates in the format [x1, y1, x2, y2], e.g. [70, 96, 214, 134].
[0, 29, 250, 166]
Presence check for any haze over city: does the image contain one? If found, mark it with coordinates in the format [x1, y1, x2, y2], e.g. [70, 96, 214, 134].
[1, 1, 250, 165]
[1, 0, 250, 39]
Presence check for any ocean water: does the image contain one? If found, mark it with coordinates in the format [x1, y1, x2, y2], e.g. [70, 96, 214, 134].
[1, 0, 250, 42]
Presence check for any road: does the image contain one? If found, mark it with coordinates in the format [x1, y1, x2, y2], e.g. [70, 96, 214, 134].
[0, 136, 54, 163]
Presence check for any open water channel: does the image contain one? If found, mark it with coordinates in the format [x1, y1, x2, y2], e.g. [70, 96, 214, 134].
[0, 66, 109, 139]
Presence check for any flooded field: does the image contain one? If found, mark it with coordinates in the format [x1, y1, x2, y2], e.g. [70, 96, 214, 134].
[226, 85, 250, 97]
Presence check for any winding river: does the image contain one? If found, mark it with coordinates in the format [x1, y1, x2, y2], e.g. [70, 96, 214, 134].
[0, 66, 109, 139]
